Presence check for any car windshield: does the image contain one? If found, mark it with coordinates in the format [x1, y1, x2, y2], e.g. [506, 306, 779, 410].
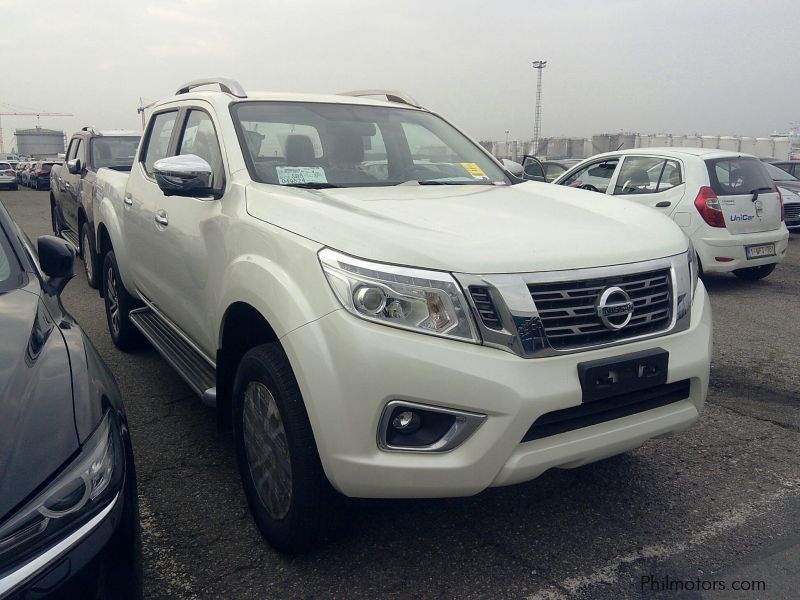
[231, 101, 510, 188]
[0, 218, 23, 293]
[706, 157, 774, 196]
[764, 162, 797, 181]
[91, 136, 141, 170]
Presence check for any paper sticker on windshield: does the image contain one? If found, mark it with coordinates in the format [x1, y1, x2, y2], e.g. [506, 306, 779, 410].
[276, 166, 328, 185]
[460, 162, 489, 180]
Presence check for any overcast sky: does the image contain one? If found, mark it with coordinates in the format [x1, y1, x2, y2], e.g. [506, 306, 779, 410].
[1, 0, 798, 151]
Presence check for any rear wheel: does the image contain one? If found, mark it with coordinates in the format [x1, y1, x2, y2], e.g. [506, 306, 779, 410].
[733, 264, 776, 281]
[102, 250, 144, 351]
[81, 222, 99, 289]
[232, 343, 341, 553]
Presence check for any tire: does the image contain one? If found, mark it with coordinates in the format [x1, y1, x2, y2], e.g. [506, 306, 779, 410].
[232, 343, 342, 553]
[81, 222, 99, 289]
[11, 184, 17, 191]
[733, 263, 776, 281]
[102, 250, 144, 351]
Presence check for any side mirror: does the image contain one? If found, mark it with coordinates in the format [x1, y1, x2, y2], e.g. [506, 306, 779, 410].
[502, 159, 524, 178]
[153, 154, 216, 197]
[37, 235, 75, 295]
[67, 158, 81, 174]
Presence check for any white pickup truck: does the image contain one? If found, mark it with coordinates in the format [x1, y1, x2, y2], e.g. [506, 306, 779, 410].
[94, 77, 712, 552]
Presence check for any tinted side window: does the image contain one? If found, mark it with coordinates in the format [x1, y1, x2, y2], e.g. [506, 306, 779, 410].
[178, 110, 224, 188]
[562, 159, 619, 193]
[706, 157, 773, 196]
[657, 160, 682, 191]
[143, 111, 178, 176]
[545, 163, 566, 182]
[74, 140, 86, 165]
[615, 157, 662, 194]
[67, 138, 80, 160]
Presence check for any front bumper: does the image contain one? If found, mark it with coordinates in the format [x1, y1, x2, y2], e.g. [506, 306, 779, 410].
[282, 280, 712, 498]
[696, 226, 789, 272]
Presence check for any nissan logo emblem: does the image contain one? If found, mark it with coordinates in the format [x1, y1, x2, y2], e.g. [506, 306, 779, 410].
[596, 286, 634, 330]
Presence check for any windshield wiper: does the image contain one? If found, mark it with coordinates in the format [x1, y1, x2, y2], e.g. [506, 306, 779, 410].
[396, 179, 488, 186]
[750, 186, 773, 202]
[283, 182, 340, 189]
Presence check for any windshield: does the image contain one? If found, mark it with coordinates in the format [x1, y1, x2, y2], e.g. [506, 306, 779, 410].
[91, 136, 140, 170]
[0, 219, 23, 293]
[764, 162, 797, 181]
[231, 101, 509, 188]
[705, 157, 774, 196]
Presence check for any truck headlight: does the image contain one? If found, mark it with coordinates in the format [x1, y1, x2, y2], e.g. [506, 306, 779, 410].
[319, 248, 480, 343]
[0, 412, 123, 569]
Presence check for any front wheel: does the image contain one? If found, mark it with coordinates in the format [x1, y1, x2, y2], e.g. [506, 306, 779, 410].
[733, 263, 776, 281]
[102, 250, 144, 351]
[233, 343, 342, 553]
[81, 222, 99, 288]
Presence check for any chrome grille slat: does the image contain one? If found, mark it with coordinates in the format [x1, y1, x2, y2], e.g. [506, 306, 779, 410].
[528, 268, 673, 350]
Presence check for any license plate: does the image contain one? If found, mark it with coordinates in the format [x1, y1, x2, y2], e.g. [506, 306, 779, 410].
[745, 243, 776, 259]
[577, 349, 669, 403]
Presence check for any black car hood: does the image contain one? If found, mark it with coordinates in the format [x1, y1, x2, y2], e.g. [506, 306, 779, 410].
[0, 284, 78, 521]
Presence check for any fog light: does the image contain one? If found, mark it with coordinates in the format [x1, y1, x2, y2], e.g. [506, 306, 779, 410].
[391, 410, 421, 433]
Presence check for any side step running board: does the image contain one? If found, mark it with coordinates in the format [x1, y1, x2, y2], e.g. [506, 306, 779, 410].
[60, 228, 79, 250]
[129, 307, 217, 407]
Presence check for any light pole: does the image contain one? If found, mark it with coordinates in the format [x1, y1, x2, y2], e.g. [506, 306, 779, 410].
[532, 60, 547, 157]
[505, 130, 509, 159]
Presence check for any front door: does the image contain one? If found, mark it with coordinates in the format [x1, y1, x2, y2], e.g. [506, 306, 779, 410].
[612, 155, 687, 217]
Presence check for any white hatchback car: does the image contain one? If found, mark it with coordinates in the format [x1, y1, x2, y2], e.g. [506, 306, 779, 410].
[553, 148, 790, 280]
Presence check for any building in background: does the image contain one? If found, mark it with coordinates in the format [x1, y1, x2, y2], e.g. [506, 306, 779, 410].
[484, 132, 795, 162]
[15, 127, 65, 158]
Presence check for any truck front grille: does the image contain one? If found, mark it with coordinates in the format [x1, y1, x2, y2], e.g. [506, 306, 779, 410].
[784, 203, 800, 220]
[528, 268, 672, 350]
[469, 286, 502, 330]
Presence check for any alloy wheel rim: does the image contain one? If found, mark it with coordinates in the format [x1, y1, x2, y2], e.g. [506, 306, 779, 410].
[242, 381, 292, 519]
[106, 266, 120, 335]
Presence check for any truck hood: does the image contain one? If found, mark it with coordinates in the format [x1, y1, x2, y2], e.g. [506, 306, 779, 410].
[0, 287, 78, 521]
[246, 181, 688, 273]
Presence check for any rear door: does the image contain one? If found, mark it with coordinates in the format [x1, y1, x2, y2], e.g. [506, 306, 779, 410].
[612, 155, 686, 216]
[705, 157, 781, 234]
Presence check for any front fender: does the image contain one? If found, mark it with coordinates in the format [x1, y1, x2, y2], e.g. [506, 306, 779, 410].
[96, 192, 136, 297]
[215, 235, 336, 346]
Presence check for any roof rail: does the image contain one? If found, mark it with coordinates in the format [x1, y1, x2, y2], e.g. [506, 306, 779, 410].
[176, 77, 247, 98]
[81, 126, 101, 135]
[339, 89, 421, 108]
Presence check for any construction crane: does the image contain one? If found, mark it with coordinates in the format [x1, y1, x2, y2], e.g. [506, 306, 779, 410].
[0, 108, 73, 154]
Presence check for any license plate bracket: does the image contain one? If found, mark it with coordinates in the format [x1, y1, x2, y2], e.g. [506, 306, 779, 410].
[745, 243, 776, 260]
[578, 349, 669, 403]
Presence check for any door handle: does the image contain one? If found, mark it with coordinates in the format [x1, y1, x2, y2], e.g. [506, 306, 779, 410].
[154, 210, 169, 227]
[123, 194, 133, 206]
[655, 201, 671, 208]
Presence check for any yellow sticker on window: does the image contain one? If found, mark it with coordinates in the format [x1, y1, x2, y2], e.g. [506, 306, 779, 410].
[461, 162, 488, 179]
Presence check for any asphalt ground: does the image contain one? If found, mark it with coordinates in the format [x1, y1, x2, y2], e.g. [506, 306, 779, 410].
[2, 186, 798, 599]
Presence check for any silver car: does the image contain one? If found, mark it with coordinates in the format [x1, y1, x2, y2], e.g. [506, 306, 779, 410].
[0, 162, 17, 191]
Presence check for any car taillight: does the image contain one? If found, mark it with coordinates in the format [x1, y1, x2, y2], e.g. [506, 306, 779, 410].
[36, 169, 48, 175]
[694, 186, 725, 228]
[776, 186, 785, 222]
[3, 169, 13, 176]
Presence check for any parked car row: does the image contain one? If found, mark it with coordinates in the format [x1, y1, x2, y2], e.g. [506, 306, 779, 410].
[12, 160, 59, 190]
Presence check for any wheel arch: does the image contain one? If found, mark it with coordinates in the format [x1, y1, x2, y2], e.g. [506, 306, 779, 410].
[217, 302, 281, 429]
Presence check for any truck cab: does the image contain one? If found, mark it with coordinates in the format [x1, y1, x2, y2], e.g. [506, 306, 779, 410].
[51, 127, 140, 287]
